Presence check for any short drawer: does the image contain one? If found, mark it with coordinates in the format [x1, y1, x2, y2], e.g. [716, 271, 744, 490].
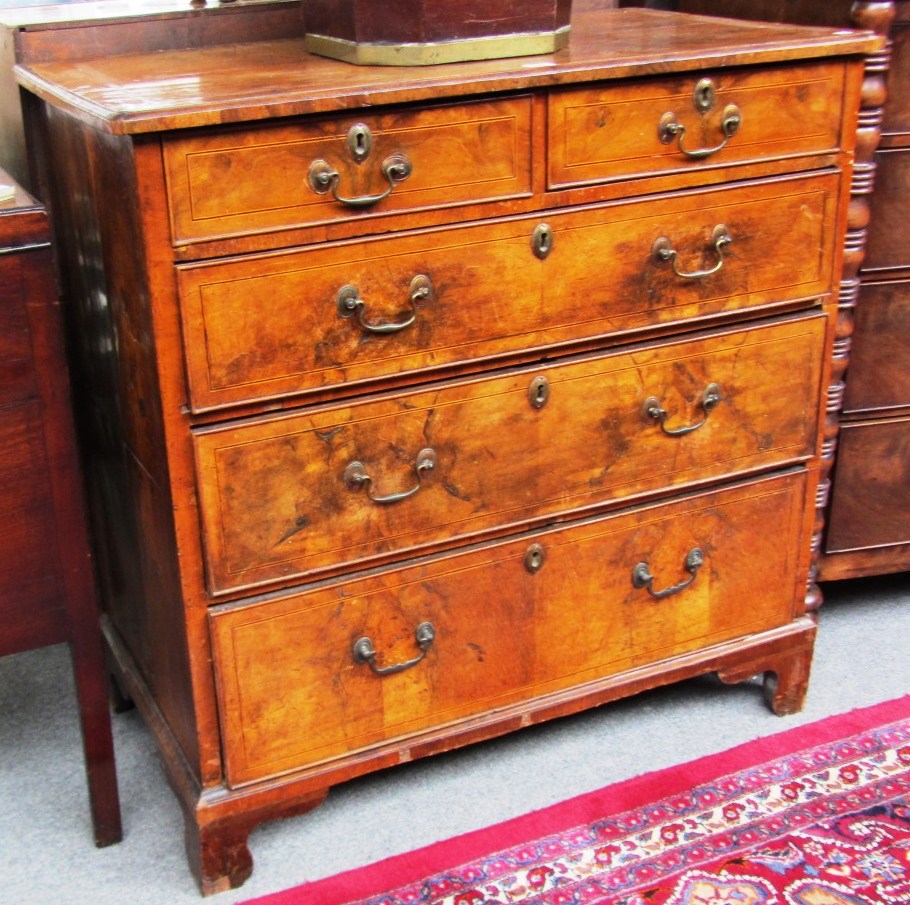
[194, 314, 826, 595]
[210, 470, 809, 786]
[163, 96, 533, 248]
[548, 61, 846, 190]
[178, 171, 838, 412]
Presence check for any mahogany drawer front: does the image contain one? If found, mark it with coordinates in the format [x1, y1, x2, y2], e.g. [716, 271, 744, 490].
[163, 96, 533, 249]
[194, 314, 826, 595]
[0, 254, 38, 407]
[864, 148, 910, 273]
[548, 61, 846, 190]
[178, 171, 838, 412]
[826, 417, 910, 553]
[883, 17, 909, 136]
[210, 471, 807, 787]
[0, 400, 62, 636]
[842, 279, 910, 415]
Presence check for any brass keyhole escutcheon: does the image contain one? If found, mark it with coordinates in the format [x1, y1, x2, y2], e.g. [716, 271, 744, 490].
[694, 78, 716, 112]
[347, 123, 373, 163]
[525, 543, 546, 574]
[529, 375, 550, 410]
[532, 223, 553, 260]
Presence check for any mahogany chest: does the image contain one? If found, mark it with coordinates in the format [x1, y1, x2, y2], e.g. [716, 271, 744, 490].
[14, 3, 879, 892]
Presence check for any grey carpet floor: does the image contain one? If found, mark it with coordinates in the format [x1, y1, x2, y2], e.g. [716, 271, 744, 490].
[1, 573, 908, 904]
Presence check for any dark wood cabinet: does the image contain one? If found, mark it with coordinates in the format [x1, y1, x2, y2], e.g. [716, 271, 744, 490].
[664, 1, 910, 581]
[0, 167, 121, 847]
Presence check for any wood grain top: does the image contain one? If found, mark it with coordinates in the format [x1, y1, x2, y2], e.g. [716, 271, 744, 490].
[14, 5, 881, 135]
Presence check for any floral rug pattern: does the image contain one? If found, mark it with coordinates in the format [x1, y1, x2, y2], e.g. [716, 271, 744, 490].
[361, 719, 910, 905]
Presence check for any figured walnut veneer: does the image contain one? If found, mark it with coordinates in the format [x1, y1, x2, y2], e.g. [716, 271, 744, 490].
[195, 315, 825, 595]
[212, 471, 809, 787]
[177, 172, 837, 411]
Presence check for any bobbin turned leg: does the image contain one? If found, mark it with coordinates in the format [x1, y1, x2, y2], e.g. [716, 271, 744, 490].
[184, 788, 329, 896]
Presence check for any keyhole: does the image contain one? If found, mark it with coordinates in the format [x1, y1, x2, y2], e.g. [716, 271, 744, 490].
[347, 123, 373, 163]
[528, 375, 550, 410]
[525, 543, 546, 573]
[532, 223, 553, 260]
[694, 78, 716, 112]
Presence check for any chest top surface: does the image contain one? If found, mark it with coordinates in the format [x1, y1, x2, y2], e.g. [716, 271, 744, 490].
[13, 4, 879, 135]
[0, 167, 48, 250]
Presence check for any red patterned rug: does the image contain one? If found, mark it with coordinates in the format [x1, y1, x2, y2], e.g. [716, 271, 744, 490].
[244, 696, 910, 905]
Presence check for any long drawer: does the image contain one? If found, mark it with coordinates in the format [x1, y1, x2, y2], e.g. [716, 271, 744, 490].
[163, 96, 533, 248]
[194, 314, 826, 594]
[548, 60, 846, 189]
[178, 171, 838, 412]
[210, 470, 809, 787]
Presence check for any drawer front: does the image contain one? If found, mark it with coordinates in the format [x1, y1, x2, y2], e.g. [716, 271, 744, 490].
[865, 148, 910, 273]
[0, 254, 38, 407]
[884, 17, 909, 136]
[826, 417, 910, 553]
[194, 315, 826, 594]
[843, 279, 910, 415]
[164, 97, 533, 248]
[0, 400, 61, 639]
[548, 61, 845, 190]
[210, 471, 808, 786]
[178, 172, 838, 411]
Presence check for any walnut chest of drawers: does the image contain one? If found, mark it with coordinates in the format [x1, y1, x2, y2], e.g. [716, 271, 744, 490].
[14, 2, 880, 893]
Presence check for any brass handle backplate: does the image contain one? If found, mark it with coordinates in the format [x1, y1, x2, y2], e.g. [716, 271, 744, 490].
[658, 104, 742, 159]
[632, 548, 704, 600]
[652, 225, 732, 280]
[344, 447, 436, 504]
[337, 274, 432, 335]
[308, 153, 412, 207]
[353, 621, 436, 676]
[643, 383, 722, 437]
